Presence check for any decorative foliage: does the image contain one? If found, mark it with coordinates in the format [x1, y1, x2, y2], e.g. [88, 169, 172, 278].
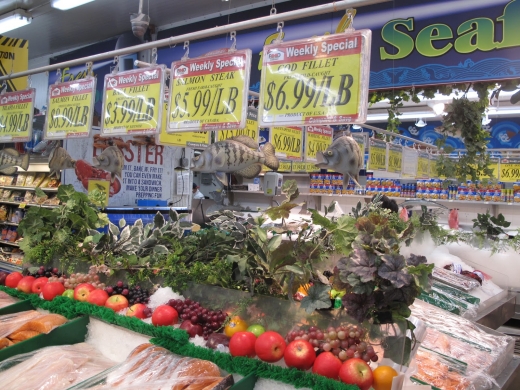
[264, 180, 300, 222]
[472, 212, 511, 237]
[300, 283, 332, 313]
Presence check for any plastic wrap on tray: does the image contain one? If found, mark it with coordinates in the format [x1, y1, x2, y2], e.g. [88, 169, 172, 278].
[418, 288, 478, 318]
[69, 343, 234, 389]
[433, 282, 481, 305]
[0, 343, 116, 390]
[432, 267, 480, 291]
[0, 291, 17, 308]
[411, 300, 514, 378]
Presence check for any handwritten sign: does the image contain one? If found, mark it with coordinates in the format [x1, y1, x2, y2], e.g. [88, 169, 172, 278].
[368, 139, 387, 171]
[0, 88, 34, 142]
[46, 78, 95, 139]
[217, 107, 258, 143]
[387, 144, 402, 174]
[270, 126, 303, 160]
[102, 67, 165, 135]
[259, 30, 372, 127]
[304, 125, 333, 162]
[169, 50, 251, 131]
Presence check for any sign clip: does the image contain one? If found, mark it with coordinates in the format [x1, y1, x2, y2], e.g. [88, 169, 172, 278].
[229, 31, 237, 52]
[182, 41, 190, 61]
[111, 56, 119, 74]
[86, 61, 93, 77]
[274, 22, 284, 44]
[27, 75, 32, 89]
[55, 68, 62, 84]
[0, 81, 6, 95]
[151, 47, 158, 65]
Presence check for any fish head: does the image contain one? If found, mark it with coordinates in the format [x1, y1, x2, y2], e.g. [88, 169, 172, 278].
[190, 153, 205, 171]
[92, 155, 105, 167]
[315, 146, 341, 168]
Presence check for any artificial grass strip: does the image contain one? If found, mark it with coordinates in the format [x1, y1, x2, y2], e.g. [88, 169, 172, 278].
[0, 286, 358, 390]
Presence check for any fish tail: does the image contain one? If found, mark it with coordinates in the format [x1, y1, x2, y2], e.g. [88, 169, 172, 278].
[20, 153, 30, 171]
[262, 142, 279, 171]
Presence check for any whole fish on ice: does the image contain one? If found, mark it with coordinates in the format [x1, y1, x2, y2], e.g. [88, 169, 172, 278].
[0, 148, 30, 175]
[190, 135, 279, 187]
[48, 147, 76, 178]
[448, 208, 459, 229]
[92, 146, 124, 183]
[314, 135, 363, 187]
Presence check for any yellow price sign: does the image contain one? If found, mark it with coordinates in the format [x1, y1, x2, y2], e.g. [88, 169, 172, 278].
[217, 107, 259, 142]
[46, 78, 96, 139]
[169, 50, 252, 132]
[279, 162, 292, 172]
[0, 88, 34, 142]
[259, 30, 371, 127]
[369, 140, 387, 171]
[292, 162, 307, 172]
[158, 95, 210, 148]
[429, 155, 439, 178]
[270, 126, 303, 160]
[88, 179, 110, 207]
[304, 125, 333, 162]
[387, 144, 402, 174]
[351, 133, 365, 160]
[499, 162, 520, 182]
[102, 67, 164, 135]
[417, 152, 430, 179]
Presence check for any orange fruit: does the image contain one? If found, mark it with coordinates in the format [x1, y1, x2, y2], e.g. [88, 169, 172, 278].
[372, 365, 398, 390]
[224, 316, 248, 338]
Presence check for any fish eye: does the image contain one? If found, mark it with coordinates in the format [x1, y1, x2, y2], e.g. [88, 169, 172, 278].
[327, 151, 333, 156]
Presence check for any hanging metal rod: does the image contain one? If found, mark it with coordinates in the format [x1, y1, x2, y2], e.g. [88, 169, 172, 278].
[0, 0, 388, 82]
[361, 123, 438, 149]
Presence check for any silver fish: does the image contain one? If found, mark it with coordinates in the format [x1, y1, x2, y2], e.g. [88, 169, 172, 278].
[191, 135, 279, 186]
[315, 135, 363, 187]
[92, 146, 124, 182]
[400, 199, 448, 211]
[48, 147, 76, 178]
[0, 148, 30, 175]
[33, 139, 57, 154]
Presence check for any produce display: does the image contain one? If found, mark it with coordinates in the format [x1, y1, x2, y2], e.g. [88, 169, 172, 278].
[0, 343, 116, 390]
[0, 311, 67, 348]
[0, 290, 17, 308]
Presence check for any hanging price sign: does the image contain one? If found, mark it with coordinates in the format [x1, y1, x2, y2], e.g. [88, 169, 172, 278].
[279, 161, 292, 171]
[304, 125, 333, 162]
[0, 88, 35, 142]
[102, 66, 165, 135]
[158, 91, 210, 148]
[429, 154, 439, 178]
[351, 133, 366, 162]
[471, 159, 499, 180]
[217, 107, 258, 142]
[417, 152, 430, 179]
[45, 78, 96, 139]
[402, 147, 418, 178]
[270, 126, 303, 160]
[259, 30, 371, 127]
[387, 144, 403, 174]
[292, 161, 307, 172]
[499, 159, 520, 182]
[368, 139, 387, 171]
[168, 50, 251, 132]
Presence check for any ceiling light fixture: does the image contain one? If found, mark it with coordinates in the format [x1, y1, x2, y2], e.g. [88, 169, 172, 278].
[51, 0, 95, 11]
[431, 103, 445, 116]
[0, 9, 31, 34]
[352, 124, 362, 129]
[415, 118, 427, 128]
[482, 112, 492, 126]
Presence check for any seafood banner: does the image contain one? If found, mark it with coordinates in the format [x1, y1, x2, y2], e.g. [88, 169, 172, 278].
[387, 144, 403, 174]
[304, 125, 333, 163]
[45, 78, 96, 139]
[259, 30, 372, 127]
[0, 88, 35, 142]
[217, 108, 259, 143]
[62, 130, 177, 207]
[168, 50, 252, 132]
[368, 139, 387, 171]
[417, 152, 430, 179]
[270, 126, 303, 160]
[102, 66, 165, 136]
[402, 147, 418, 178]
[158, 91, 210, 148]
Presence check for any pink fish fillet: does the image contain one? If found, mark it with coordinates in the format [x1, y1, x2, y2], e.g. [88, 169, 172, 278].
[399, 207, 409, 222]
[448, 209, 459, 229]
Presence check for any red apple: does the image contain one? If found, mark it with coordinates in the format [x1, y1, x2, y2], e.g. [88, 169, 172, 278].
[180, 320, 204, 338]
[126, 303, 148, 319]
[152, 305, 178, 326]
[42, 282, 65, 301]
[229, 331, 257, 358]
[16, 276, 36, 293]
[339, 358, 374, 390]
[284, 339, 316, 370]
[0, 271, 8, 285]
[87, 289, 109, 306]
[255, 331, 286, 362]
[5, 272, 23, 288]
[312, 352, 342, 379]
[105, 294, 129, 312]
[31, 277, 49, 294]
[74, 283, 96, 302]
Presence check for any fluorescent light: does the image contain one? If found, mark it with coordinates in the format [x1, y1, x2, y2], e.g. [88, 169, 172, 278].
[431, 103, 445, 116]
[0, 9, 31, 34]
[51, 0, 95, 10]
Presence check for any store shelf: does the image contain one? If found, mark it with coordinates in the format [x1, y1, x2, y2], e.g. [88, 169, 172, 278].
[0, 221, 18, 227]
[0, 260, 22, 272]
[474, 293, 516, 330]
[0, 200, 59, 209]
[0, 185, 58, 192]
[0, 240, 20, 248]
[491, 356, 520, 390]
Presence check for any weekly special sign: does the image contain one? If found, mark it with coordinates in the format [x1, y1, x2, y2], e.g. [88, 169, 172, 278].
[168, 50, 251, 132]
[259, 30, 372, 127]
[0, 88, 35, 142]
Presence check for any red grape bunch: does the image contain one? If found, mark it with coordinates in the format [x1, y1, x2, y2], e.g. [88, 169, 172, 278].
[168, 299, 227, 340]
[105, 281, 150, 305]
[286, 324, 378, 363]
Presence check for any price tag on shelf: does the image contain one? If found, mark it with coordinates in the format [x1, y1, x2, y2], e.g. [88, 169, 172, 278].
[168, 50, 252, 132]
[417, 152, 430, 179]
[0, 88, 35, 143]
[19, 203, 26, 209]
[292, 162, 307, 172]
[158, 90, 210, 148]
[278, 161, 292, 172]
[217, 107, 259, 143]
[102, 67, 165, 135]
[259, 30, 372, 127]
[304, 125, 333, 162]
[270, 126, 303, 160]
[500, 162, 520, 182]
[368, 139, 387, 171]
[387, 144, 402, 174]
[45, 78, 96, 139]
[306, 162, 319, 172]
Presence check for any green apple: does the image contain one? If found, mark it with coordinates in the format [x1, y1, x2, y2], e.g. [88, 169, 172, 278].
[62, 289, 74, 299]
[247, 324, 265, 337]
